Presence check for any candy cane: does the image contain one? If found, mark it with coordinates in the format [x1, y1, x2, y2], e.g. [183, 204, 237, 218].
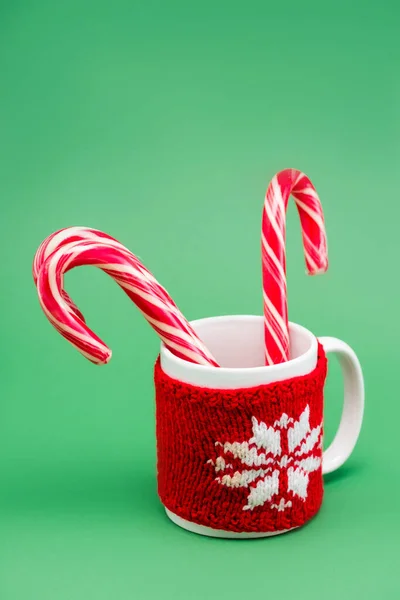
[33, 227, 203, 344]
[262, 169, 328, 365]
[33, 227, 174, 322]
[36, 239, 219, 366]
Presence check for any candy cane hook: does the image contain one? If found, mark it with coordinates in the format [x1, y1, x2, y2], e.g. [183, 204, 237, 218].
[33, 227, 175, 322]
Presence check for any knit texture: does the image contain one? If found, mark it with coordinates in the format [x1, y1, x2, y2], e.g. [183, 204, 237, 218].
[155, 344, 327, 533]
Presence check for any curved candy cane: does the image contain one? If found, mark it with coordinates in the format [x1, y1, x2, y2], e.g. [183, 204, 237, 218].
[36, 239, 219, 366]
[33, 227, 174, 322]
[33, 227, 204, 343]
[262, 169, 328, 365]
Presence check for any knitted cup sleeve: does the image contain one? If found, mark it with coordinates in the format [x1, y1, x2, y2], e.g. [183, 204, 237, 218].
[154, 344, 327, 533]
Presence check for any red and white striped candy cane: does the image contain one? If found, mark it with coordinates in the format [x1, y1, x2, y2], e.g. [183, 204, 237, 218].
[262, 169, 328, 365]
[33, 227, 175, 322]
[33, 227, 203, 344]
[36, 239, 219, 366]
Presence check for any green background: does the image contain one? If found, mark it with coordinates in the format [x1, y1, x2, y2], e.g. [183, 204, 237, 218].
[1, 1, 398, 598]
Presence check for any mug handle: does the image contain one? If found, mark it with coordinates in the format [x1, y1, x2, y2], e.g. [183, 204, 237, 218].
[318, 337, 365, 474]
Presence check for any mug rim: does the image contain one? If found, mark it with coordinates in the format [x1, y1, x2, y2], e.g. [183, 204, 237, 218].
[160, 314, 317, 376]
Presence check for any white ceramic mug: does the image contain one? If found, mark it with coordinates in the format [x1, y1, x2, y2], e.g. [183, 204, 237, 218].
[155, 315, 364, 538]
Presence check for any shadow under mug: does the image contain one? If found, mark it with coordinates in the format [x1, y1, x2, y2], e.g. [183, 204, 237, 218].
[155, 315, 364, 538]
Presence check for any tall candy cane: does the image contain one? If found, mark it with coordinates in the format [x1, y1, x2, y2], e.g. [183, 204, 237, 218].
[36, 239, 219, 366]
[262, 169, 328, 365]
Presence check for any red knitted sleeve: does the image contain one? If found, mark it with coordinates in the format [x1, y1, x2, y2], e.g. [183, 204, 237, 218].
[154, 343, 327, 533]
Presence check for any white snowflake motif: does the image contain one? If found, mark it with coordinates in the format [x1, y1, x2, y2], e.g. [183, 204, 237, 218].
[207, 405, 322, 511]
